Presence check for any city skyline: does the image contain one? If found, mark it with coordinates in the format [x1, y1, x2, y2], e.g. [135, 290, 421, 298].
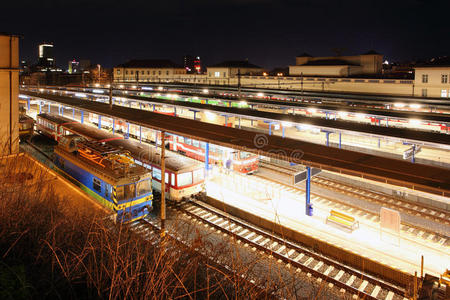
[3, 0, 450, 69]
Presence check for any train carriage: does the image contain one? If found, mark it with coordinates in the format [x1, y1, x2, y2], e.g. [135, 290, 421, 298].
[168, 135, 258, 174]
[54, 138, 152, 223]
[37, 113, 205, 201]
[19, 113, 35, 140]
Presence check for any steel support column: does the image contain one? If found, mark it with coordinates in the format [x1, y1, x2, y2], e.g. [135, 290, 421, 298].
[39, 101, 42, 114]
[205, 142, 210, 174]
[27, 99, 30, 111]
[325, 132, 330, 147]
[269, 123, 272, 135]
[98, 115, 101, 129]
[48, 102, 51, 113]
[282, 126, 285, 138]
[139, 102, 142, 110]
[72, 108, 75, 119]
[305, 166, 312, 216]
[174, 106, 177, 116]
[81, 110, 84, 123]
[339, 132, 342, 149]
[153, 104, 155, 111]
[61, 106, 64, 116]
[238, 117, 241, 129]
[112, 119, 115, 134]
[126, 123, 130, 139]
[412, 145, 416, 163]
[139, 126, 142, 143]
[378, 138, 381, 149]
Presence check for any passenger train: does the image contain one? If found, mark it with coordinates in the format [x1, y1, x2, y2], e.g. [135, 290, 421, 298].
[87, 112, 259, 174]
[36, 113, 205, 200]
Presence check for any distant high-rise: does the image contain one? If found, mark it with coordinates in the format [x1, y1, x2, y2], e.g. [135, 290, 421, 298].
[38, 43, 55, 68]
[183, 55, 202, 74]
[68, 59, 79, 74]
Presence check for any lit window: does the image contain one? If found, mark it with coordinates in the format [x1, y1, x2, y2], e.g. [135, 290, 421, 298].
[117, 69, 121, 75]
[193, 169, 204, 183]
[422, 74, 428, 83]
[441, 89, 447, 97]
[422, 89, 427, 97]
[152, 168, 161, 180]
[177, 172, 192, 187]
[442, 74, 448, 84]
[214, 71, 220, 77]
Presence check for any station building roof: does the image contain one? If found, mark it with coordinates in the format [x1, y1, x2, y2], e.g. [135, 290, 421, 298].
[24, 91, 450, 197]
[116, 59, 184, 69]
[209, 60, 262, 69]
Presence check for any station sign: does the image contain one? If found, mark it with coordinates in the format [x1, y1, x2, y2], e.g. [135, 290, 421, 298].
[293, 167, 321, 185]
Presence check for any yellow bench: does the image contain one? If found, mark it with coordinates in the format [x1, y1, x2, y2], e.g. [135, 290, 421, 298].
[326, 210, 359, 233]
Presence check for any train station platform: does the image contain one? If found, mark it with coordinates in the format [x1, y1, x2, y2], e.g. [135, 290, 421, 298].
[204, 170, 450, 278]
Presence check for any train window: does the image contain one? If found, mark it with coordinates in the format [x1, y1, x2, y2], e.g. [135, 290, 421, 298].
[124, 184, 136, 199]
[116, 186, 125, 201]
[177, 172, 192, 187]
[185, 138, 191, 145]
[152, 168, 161, 181]
[93, 178, 101, 193]
[239, 151, 253, 160]
[136, 179, 151, 196]
[193, 140, 199, 147]
[171, 173, 175, 186]
[165, 172, 169, 184]
[193, 169, 204, 183]
[200, 142, 206, 149]
[177, 136, 184, 143]
[105, 184, 111, 199]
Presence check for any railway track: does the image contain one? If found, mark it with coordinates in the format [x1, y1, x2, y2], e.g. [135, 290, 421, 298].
[311, 176, 450, 226]
[260, 161, 449, 225]
[175, 197, 409, 300]
[257, 161, 450, 247]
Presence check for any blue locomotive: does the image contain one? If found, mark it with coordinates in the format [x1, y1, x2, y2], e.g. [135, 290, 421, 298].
[54, 135, 152, 223]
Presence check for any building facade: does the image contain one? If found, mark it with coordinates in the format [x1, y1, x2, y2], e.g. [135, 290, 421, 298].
[414, 61, 450, 98]
[113, 59, 186, 82]
[206, 60, 263, 85]
[0, 33, 19, 155]
[289, 51, 383, 77]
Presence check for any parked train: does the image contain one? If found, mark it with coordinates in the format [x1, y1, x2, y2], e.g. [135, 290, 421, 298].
[36, 113, 205, 200]
[87, 112, 259, 174]
[19, 112, 35, 140]
[54, 136, 152, 222]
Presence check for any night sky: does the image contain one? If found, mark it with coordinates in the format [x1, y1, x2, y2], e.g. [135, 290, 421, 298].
[2, 0, 449, 70]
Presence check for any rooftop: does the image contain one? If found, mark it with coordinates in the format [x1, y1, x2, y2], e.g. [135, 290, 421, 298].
[415, 56, 450, 68]
[301, 59, 360, 66]
[209, 60, 262, 69]
[117, 59, 184, 69]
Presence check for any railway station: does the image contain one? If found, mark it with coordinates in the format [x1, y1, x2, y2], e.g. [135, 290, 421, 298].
[16, 85, 450, 297]
[4, 1, 450, 298]
[22, 86, 450, 170]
